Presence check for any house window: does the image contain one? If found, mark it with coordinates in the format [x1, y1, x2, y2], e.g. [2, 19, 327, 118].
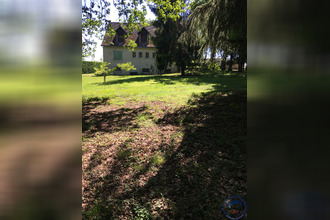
[132, 52, 136, 58]
[141, 34, 148, 43]
[153, 52, 156, 58]
[139, 52, 143, 58]
[146, 52, 149, 58]
[114, 51, 122, 60]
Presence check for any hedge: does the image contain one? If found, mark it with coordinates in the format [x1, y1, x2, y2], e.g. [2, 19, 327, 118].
[82, 61, 101, 74]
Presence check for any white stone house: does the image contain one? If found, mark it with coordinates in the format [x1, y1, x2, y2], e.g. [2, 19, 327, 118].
[101, 22, 178, 75]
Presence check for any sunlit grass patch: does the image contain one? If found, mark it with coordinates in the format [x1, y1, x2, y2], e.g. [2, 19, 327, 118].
[150, 154, 165, 166]
[83, 201, 113, 220]
[82, 72, 246, 107]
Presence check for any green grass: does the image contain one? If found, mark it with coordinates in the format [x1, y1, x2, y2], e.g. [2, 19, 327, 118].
[150, 154, 165, 166]
[82, 72, 246, 106]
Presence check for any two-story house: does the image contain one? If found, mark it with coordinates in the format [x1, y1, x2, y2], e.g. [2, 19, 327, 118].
[101, 22, 178, 75]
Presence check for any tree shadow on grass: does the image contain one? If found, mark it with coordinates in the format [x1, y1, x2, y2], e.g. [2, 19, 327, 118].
[83, 90, 247, 219]
[83, 153, 131, 219]
[94, 73, 246, 88]
[82, 104, 147, 137]
[135, 91, 247, 219]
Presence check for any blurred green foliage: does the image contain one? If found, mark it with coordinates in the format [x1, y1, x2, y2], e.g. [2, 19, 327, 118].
[82, 61, 101, 74]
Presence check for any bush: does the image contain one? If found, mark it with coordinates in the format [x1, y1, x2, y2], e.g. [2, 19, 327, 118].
[117, 62, 136, 72]
[93, 61, 113, 77]
[207, 60, 220, 71]
[82, 61, 101, 74]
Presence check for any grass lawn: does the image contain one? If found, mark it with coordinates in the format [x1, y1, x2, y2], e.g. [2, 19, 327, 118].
[82, 72, 246, 106]
[82, 71, 247, 219]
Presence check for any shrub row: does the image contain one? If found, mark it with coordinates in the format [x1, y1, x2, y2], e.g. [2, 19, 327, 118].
[82, 61, 101, 74]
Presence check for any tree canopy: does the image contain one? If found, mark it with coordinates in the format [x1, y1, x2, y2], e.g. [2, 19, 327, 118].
[82, 0, 185, 58]
[186, 0, 247, 71]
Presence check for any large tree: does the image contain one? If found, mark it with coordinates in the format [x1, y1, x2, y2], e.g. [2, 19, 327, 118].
[151, 18, 178, 73]
[186, 0, 247, 72]
[150, 1, 201, 75]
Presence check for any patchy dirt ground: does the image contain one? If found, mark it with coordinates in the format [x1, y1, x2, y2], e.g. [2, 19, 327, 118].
[82, 91, 247, 219]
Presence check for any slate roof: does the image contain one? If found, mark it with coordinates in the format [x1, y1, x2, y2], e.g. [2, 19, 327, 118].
[101, 22, 156, 48]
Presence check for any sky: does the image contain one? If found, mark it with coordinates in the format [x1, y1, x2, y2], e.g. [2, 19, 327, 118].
[84, 2, 156, 62]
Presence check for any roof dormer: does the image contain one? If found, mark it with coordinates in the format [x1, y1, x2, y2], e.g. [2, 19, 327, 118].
[115, 26, 126, 44]
[102, 22, 156, 48]
[137, 28, 149, 45]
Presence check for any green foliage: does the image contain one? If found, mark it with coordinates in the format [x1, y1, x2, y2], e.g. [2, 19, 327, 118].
[151, 2, 202, 75]
[150, 154, 165, 166]
[207, 60, 220, 71]
[125, 39, 138, 51]
[83, 201, 113, 220]
[151, 18, 177, 73]
[117, 62, 136, 72]
[132, 203, 150, 220]
[82, 61, 101, 74]
[93, 60, 113, 76]
[186, 0, 247, 71]
[82, 0, 186, 58]
[82, 1, 111, 58]
[189, 0, 210, 10]
[150, 0, 186, 21]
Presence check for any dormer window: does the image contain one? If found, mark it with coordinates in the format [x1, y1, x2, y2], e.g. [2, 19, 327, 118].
[141, 34, 148, 43]
[115, 26, 126, 44]
[138, 28, 149, 45]
[117, 34, 125, 43]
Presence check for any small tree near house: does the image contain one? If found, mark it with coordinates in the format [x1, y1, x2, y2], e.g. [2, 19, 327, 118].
[93, 60, 113, 83]
[117, 62, 136, 74]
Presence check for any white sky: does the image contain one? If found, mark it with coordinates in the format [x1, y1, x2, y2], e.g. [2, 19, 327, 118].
[85, 2, 156, 61]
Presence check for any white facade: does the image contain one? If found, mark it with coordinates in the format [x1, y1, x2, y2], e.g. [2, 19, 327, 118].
[103, 46, 178, 75]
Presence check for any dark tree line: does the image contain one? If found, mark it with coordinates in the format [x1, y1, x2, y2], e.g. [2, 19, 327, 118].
[150, 1, 202, 75]
[151, 0, 247, 74]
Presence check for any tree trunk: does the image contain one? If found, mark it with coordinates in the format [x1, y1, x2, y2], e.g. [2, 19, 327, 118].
[181, 65, 185, 76]
[238, 57, 243, 72]
[238, 63, 242, 72]
[180, 62, 186, 76]
[228, 54, 233, 72]
[221, 57, 226, 71]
